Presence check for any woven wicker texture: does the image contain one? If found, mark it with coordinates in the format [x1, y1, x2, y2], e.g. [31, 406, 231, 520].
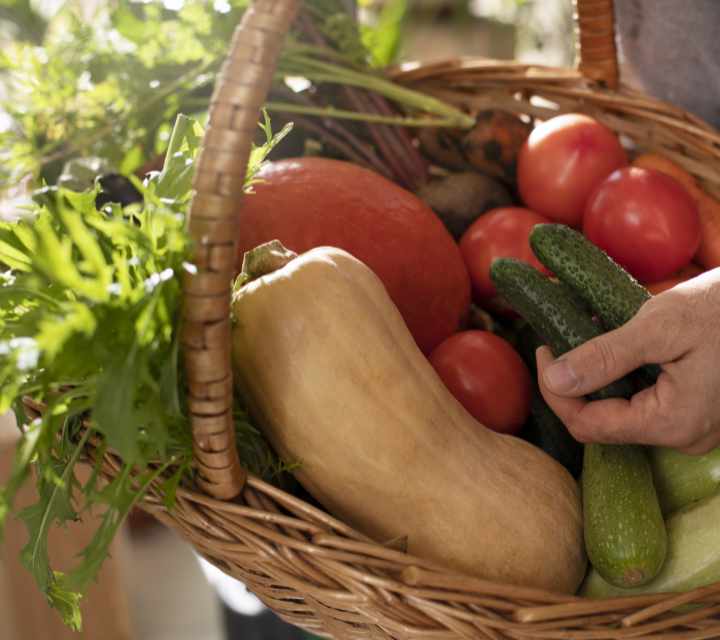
[574, 0, 618, 87]
[182, 0, 299, 500]
[92, 444, 720, 640]
[389, 59, 720, 199]
[21, 392, 720, 639]
[27, 0, 720, 637]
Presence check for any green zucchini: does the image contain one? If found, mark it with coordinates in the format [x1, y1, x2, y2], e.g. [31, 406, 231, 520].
[529, 223, 661, 385]
[582, 443, 667, 588]
[650, 446, 720, 515]
[582, 491, 720, 598]
[491, 258, 667, 588]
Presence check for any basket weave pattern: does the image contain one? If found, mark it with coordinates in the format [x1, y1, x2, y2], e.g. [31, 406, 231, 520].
[29, 0, 720, 637]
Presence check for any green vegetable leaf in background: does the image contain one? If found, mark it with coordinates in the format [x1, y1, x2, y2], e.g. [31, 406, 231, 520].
[19, 422, 89, 628]
[0, 0, 469, 193]
[154, 113, 204, 200]
[246, 110, 294, 192]
[0, 112, 294, 629]
[0, 1, 248, 187]
[0, 0, 49, 44]
[362, 0, 407, 68]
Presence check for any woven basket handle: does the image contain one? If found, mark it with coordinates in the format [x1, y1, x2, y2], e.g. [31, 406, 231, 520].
[574, 0, 618, 88]
[182, 0, 299, 500]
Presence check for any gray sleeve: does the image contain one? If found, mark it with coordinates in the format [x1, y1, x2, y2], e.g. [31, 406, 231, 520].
[615, 0, 720, 129]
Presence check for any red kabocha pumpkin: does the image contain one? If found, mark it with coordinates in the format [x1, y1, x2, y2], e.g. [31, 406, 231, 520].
[236, 157, 471, 354]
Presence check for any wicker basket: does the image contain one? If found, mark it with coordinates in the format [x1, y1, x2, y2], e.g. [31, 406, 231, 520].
[27, 0, 720, 637]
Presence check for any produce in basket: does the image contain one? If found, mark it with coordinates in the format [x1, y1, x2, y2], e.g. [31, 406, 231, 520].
[428, 329, 533, 434]
[650, 446, 720, 515]
[582, 491, 720, 598]
[3, 0, 720, 636]
[234, 157, 471, 355]
[461, 110, 533, 183]
[416, 171, 513, 239]
[633, 154, 720, 270]
[491, 258, 668, 588]
[231, 243, 586, 594]
[582, 166, 701, 283]
[529, 223, 662, 387]
[516, 113, 628, 227]
[459, 206, 551, 305]
[417, 109, 531, 183]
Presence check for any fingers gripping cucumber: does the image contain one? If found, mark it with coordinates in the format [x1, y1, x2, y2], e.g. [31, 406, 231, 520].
[529, 224, 661, 384]
[491, 258, 667, 588]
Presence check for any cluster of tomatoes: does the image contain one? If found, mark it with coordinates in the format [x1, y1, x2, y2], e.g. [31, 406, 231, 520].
[429, 113, 702, 436]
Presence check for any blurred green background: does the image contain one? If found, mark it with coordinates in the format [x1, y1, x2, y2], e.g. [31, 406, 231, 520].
[0, 0, 573, 193]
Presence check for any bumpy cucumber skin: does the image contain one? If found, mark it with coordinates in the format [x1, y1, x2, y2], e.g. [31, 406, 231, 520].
[583, 444, 668, 587]
[650, 446, 720, 515]
[490, 258, 633, 398]
[491, 257, 667, 588]
[530, 224, 662, 384]
[530, 224, 650, 329]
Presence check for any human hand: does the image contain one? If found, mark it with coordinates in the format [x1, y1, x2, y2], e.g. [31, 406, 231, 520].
[536, 268, 720, 454]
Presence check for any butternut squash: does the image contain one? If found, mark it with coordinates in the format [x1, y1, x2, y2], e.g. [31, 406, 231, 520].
[231, 244, 586, 594]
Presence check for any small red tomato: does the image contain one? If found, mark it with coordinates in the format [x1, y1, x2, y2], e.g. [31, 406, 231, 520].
[459, 207, 551, 303]
[517, 113, 628, 227]
[646, 263, 704, 295]
[583, 167, 701, 283]
[429, 331, 532, 434]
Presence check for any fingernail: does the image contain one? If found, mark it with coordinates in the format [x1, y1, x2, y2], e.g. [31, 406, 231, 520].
[543, 358, 578, 393]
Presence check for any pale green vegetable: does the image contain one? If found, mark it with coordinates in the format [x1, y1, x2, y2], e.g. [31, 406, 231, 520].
[650, 446, 720, 515]
[582, 492, 720, 598]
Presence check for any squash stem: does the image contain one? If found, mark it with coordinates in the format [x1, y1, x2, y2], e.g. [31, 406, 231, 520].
[237, 240, 297, 288]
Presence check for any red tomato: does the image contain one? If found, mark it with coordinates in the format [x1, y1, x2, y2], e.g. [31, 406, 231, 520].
[583, 167, 701, 283]
[646, 264, 704, 295]
[429, 331, 532, 434]
[459, 207, 551, 303]
[517, 113, 628, 227]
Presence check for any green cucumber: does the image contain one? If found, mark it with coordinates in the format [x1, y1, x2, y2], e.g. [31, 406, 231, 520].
[650, 446, 720, 515]
[489, 258, 632, 394]
[491, 258, 667, 588]
[515, 323, 544, 375]
[515, 325, 584, 478]
[529, 223, 651, 330]
[582, 491, 720, 598]
[529, 224, 661, 385]
[523, 392, 583, 479]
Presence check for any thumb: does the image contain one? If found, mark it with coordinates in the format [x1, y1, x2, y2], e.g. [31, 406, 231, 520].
[541, 316, 662, 398]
